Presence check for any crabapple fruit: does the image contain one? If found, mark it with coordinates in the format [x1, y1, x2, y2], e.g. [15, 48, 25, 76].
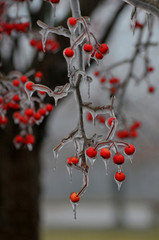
[113, 153, 125, 165]
[86, 147, 97, 158]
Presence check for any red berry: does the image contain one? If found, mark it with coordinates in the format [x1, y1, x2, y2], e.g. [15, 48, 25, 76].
[46, 104, 53, 112]
[108, 117, 115, 126]
[67, 157, 73, 166]
[35, 71, 43, 79]
[99, 43, 109, 54]
[100, 77, 106, 83]
[50, 0, 60, 3]
[148, 86, 155, 93]
[100, 148, 111, 159]
[147, 67, 154, 72]
[25, 108, 34, 117]
[98, 116, 106, 124]
[14, 135, 24, 144]
[25, 134, 35, 145]
[115, 171, 125, 182]
[86, 112, 93, 121]
[130, 131, 138, 138]
[83, 44, 93, 53]
[109, 77, 119, 84]
[0, 96, 2, 104]
[20, 75, 28, 83]
[13, 79, 20, 87]
[38, 108, 46, 116]
[86, 147, 97, 158]
[64, 48, 74, 58]
[70, 192, 80, 203]
[113, 153, 125, 165]
[124, 144, 135, 155]
[134, 121, 141, 128]
[30, 39, 36, 46]
[25, 81, 34, 91]
[94, 71, 100, 76]
[68, 17, 77, 26]
[95, 51, 103, 60]
[34, 112, 41, 120]
[135, 21, 143, 29]
[12, 94, 20, 102]
[110, 87, 117, 94]
[71, 157, 79, 164]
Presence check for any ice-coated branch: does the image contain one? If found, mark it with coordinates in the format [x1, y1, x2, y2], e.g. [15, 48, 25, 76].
[37, 20, 71, 38]
[123, 0, 159, 18]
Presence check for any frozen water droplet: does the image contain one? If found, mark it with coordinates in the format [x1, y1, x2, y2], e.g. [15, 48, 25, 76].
[128, 155, 133, 164]
[66, 165, 72, 183]
[50, 3, 57, 18]
[87, 156, 96, 167]
[117, 165, 122, 172]
[53, 158, 57, 171]
[115, 179, 122, 191]
[102, 159, 110, 175]
[70, 201, 77, 220]
[27, 143, 33, 151]
[14, 142, 21, 149]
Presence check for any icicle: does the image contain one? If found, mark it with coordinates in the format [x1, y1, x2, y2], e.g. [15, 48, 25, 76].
[102, 159, 110, 175]
[14, 142, 21, 149]
[86, 155, 96, 167]
[25, 88, 34, 102]
[70, 201, 77, 220]
[38, 52, 44, 62]
[50, 3, 57, 18]
[117, 165, 122, 172]
[115, 179, 123, 191]
[27, 143, 33, 151]
[63, 54, 74, 77]
[131, 6, 137, 35]
[66, 165, 72, 183]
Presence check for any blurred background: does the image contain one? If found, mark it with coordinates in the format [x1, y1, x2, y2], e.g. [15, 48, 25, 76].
[0, 0, 159, 240]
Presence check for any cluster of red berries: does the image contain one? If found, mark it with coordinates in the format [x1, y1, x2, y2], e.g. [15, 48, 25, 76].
[63, 17, 109, 62]
[0, 72, 53, 149]
[0, 22, 30, 35]
[30, 38, 59, 53]
[69, 143, 135, 203]
[94, 71, 120, 95]
[116, 121, 141, 139]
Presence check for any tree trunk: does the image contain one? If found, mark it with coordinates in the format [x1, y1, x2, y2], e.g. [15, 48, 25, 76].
[0, 127, 40, 240]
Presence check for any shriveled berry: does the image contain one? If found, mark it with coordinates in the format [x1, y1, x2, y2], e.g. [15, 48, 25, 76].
[70, 192, 80, 203]
[124, 144, 135, 155]
[113, 153, 125, 165]
[86, 147, 97, 158]
[100, 148, 111, 159]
